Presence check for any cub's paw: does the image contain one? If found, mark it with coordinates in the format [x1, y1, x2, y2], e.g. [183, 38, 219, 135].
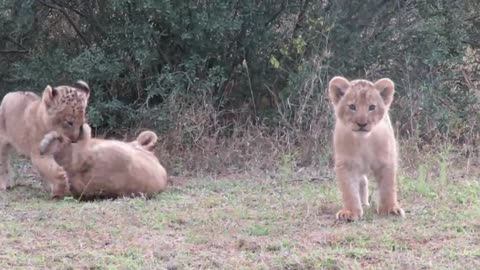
[335, 209, 362, 222]
[378, 205, 405, 218]
[56, 169, 68, 182]
[50, 194, 64, 200]
[50, 187, 70, 200]
[50, 170, 70, 199]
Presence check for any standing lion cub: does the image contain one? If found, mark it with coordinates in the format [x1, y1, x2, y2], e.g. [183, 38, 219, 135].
[328, 76, 404, 221]
[0, 81, 90, 198]
[39, 124, 168, 200]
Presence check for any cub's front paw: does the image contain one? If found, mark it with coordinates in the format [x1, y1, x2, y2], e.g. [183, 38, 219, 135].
[377, 205, 405, 217]
[56, 169, 68, 182]
[50, 170, 70, 199]
[335, 209, 362, 222]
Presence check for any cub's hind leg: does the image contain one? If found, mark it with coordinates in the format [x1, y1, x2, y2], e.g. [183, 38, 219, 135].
[0, 140, 11, 191]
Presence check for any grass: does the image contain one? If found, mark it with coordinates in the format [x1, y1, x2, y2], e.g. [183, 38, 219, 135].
[0, 151, 479, 269]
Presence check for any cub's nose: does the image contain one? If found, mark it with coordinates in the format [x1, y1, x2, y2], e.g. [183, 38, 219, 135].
[356, 122, 367, 128]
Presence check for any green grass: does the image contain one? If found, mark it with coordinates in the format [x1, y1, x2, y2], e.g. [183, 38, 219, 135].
[0, 159, 479, 269]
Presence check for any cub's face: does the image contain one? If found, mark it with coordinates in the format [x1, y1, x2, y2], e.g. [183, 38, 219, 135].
[328, 76, 395, 134]
[42, 81, 91, 142]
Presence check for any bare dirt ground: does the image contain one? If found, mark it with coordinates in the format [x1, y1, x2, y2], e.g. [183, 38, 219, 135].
[0, 150, 479, 269]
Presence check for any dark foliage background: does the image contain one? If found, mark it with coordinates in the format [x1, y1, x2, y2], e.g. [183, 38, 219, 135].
[1, 0, 479, 173]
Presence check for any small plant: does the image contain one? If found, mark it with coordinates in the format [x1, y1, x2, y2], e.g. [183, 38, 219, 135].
[437, 143, 452, 186]
[413, 163, 436, 199]
[246, 224, 271, 237]
[279, 152, 297, 182]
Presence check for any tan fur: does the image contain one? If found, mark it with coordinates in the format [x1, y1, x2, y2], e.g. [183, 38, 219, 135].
[0, 81, 90, 198]
[328, 76, 404, 221]
[39, 124, 168, 200]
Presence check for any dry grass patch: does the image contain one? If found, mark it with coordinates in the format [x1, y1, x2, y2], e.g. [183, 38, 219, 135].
[0, 147, 479, 269]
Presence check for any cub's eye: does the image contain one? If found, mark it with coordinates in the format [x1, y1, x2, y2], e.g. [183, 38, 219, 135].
[348, 104, 356, 111]
[369, 105, 376, 111]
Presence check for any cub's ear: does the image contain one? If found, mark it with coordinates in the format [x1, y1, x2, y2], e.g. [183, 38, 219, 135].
[42, 85, 58, 107]
[328, 76, 350, 105]
[72, 80, 91, 97]
[79, 123, 92, 141]
[374, 78, 395, 107]
[136, 130, 158, 152]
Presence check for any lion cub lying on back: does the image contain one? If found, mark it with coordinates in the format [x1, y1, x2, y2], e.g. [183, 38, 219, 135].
[39, 124, 168, 200]
[328, 76, 404, 221]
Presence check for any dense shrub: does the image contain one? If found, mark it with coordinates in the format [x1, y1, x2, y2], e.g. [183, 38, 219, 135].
[0, 0, 479, 172]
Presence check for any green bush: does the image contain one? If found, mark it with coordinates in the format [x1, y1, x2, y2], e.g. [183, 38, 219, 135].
[0, 0, 478, 144]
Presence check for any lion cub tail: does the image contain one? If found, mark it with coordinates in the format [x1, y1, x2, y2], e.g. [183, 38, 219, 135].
[40, 131, 63, 155]
[136, 130, 158, 152]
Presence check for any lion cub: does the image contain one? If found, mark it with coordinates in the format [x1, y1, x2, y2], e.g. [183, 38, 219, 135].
[39, 124, 168, 200]
[0, 81, 90, 198]
[328, 76, 404, 221]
